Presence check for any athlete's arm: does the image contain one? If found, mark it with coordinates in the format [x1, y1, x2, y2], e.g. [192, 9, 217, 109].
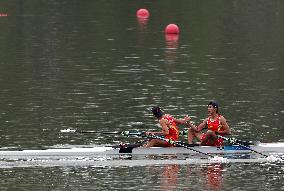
[218, 116, 231, 135]
[187, 118, 206, 132]
[146, 119, 170, 136]
[160, 119, 170, 136]
[173, 115, 190, 125]
[196, 119, 207, 132]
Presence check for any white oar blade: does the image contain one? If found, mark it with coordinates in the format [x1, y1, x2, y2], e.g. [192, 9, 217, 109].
[60, 129, 77, 133]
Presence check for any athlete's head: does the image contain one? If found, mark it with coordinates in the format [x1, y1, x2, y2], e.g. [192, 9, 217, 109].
[151, 106, 164, 119]
[208, 101, 219, 113]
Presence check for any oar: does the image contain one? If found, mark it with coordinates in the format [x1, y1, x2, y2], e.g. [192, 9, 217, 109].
[60, 129, 146, 136]
[60, 129, 189, 137]
[217, 135, 269, 158]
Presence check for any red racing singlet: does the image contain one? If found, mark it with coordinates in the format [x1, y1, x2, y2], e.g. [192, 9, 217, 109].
[162, 114, 179, 141]
[207, 114, 223, 132]
[204, 114, 224, 146]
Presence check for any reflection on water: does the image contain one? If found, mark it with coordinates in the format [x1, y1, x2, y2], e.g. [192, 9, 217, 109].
[185, 163, 224, 191]
[0, 161, 283, 190]
[137, 17, 149, 30]
[164, 33, 179, 64]
[204, 164, 224, 190]
[160, 164, 180, 190]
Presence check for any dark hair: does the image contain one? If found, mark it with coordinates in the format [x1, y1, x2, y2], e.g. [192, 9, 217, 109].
[208, 101, 219, 113]
[151, 106, 164, 118]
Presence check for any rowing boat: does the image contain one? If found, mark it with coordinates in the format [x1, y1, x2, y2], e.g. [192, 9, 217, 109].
[0, 142, 283, 160]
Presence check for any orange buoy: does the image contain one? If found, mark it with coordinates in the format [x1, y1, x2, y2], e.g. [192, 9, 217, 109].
[136, 8, 149, 19]
[165, 24, 180, 34]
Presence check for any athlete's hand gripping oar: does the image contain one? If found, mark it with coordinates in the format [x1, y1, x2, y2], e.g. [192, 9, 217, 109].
[217, 135, 270, 157]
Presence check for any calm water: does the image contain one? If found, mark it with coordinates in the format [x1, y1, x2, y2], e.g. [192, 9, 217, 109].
[0, 0, 283, 190]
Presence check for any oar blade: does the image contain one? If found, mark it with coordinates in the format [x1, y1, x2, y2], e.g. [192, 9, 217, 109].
[60, 129, 77, 133]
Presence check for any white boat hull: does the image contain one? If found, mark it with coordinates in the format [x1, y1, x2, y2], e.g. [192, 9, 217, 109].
[0, 142, 283, 160]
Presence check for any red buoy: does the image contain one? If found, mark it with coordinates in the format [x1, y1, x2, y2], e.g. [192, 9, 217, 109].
[165, 24, 180, 34]
[165, 34, 179, 42]
[136, 8, 150, 19]
[0, 13, 8, 17]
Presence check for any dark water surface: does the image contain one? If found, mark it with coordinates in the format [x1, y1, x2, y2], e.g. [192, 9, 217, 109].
[0, 0, 283, 190]
[0, 162, 283, 191]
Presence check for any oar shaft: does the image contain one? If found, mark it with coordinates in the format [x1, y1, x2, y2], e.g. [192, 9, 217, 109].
[218, 135, 269, 157]
[61, 129, 189, 136]
[61, 129, 122, 134]
[60, 129, 144, 136]
[79, 131, 121, 134]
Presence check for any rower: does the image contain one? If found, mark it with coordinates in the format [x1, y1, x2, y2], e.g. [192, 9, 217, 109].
[186, 101, 231, 146]
[144, 106, 190, 147]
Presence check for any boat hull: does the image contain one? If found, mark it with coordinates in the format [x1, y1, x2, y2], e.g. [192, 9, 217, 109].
[0, 142, 283, 160]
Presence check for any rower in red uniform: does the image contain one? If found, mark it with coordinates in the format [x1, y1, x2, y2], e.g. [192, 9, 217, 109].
[144, 106, 190, 147]
[187, 101, 231, 146]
